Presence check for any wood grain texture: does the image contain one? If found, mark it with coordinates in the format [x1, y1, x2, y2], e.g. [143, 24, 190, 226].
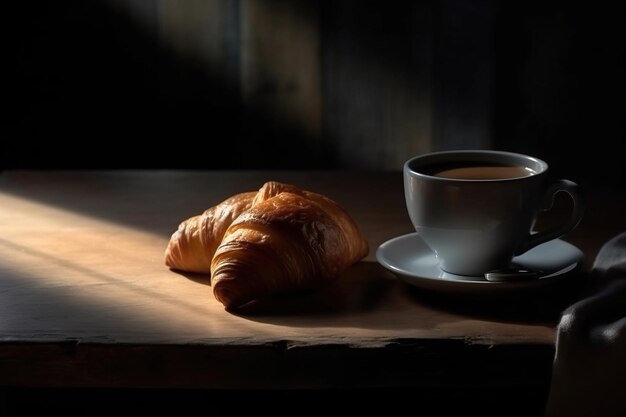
[1, 171, 622, 388]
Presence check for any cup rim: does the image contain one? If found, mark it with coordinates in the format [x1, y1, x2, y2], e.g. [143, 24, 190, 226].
[404, 150, 548, 183]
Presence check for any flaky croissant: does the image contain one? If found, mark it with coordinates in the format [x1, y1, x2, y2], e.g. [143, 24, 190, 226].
[212, 188, 369, 308]
[165, 181, 369, 308]
[164, 192, 256, 273]
[164, 182, 303, 273]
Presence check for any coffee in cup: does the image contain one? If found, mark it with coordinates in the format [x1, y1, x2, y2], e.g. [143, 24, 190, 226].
[424, 161, 534, 180]
[403, 150, 584, 276]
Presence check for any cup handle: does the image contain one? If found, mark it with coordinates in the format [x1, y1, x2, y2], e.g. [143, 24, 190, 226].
[515, 179, 585, 255]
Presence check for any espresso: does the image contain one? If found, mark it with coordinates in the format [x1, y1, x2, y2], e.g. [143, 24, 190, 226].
[424, 162, 535, 180]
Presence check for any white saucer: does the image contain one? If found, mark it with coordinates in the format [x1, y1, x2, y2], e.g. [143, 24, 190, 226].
[376, 233, 584, 295]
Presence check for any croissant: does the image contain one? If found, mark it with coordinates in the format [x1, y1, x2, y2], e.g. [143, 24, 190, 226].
[165, 181, 369, 308]
[211, 188, 369, 308]
[164, 192, 256, 273]
[164, 182, 303, 273]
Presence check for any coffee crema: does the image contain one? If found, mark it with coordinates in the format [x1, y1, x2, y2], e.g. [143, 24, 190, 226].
[422, 162, 536, 180]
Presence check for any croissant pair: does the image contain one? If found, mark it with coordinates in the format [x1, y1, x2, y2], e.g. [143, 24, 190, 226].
[165, 182, 369, 308]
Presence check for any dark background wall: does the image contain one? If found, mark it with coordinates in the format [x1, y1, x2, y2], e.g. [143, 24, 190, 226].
[495, 1, 625, 186]
[5, 0, 625, 184]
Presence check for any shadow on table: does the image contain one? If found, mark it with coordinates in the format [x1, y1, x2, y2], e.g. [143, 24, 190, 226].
[182, 261, 589, 329]
[402, 271, 590, 325]
[178, 261, 398, 318]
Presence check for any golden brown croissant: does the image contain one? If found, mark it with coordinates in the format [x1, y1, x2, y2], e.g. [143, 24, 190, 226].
[211, 187, 369, 308]
[165, 181, 369, 308]
[164, 192, 256, 273]
[164, 182, 301, 273]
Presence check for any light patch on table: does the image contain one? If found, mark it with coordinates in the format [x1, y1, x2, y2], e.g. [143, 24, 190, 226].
[0, 191, 268, 343]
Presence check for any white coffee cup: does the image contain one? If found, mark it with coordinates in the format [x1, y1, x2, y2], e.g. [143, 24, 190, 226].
[404, 150, 584, 276]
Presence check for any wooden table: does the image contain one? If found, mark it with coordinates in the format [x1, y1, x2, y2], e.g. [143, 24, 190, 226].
[1, 171, 624, 407]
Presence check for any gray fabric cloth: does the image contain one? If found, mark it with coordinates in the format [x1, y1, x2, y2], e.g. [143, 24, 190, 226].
[593, 232, 626, 281]
[546, 232, 626, 417]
